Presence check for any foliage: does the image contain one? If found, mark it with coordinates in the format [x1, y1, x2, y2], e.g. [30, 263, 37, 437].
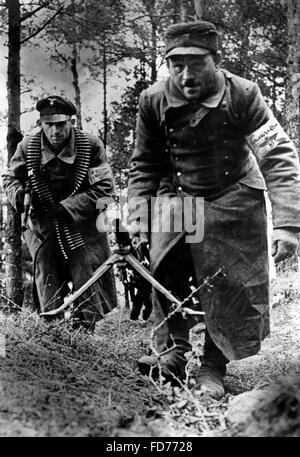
[0, 267, 299, 436]
[202, 0, 287, 121]
[108, 62, 151, 189]
[107, 0, 290, 187]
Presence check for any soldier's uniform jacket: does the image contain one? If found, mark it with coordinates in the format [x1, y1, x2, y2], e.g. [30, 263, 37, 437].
[3, 127, 118, 317]
[128, 70, 300, 359]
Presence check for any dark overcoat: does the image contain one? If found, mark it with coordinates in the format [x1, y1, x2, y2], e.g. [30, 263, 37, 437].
[3, 128, 118, 319]
[128, 70, 300, 359]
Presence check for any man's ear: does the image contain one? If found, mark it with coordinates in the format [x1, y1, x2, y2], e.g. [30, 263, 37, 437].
[36, 119, 41, 127]
[214, 51, 222, 71]
[71, 118, 76, 125]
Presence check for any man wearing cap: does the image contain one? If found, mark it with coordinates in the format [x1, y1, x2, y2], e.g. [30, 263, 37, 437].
[127, 21, 300, 398]
[3, 95, 117, 331]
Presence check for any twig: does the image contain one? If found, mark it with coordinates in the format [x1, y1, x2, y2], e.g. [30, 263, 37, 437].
[149, 267, 225, 358]
[21, 6, 64, 44]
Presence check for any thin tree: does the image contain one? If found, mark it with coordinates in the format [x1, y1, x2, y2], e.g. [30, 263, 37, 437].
[286, 0, 300, 155]
[4, 0, 64, 309]
[5, 0, 23, 309]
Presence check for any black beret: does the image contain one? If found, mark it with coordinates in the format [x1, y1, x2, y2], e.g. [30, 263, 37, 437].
[36, 95, 76, 117]
[165, 21, 219, 58]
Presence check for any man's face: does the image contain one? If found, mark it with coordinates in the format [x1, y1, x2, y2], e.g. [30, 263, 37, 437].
[41, 118, 72, 149]
[168, 52, 221, 101]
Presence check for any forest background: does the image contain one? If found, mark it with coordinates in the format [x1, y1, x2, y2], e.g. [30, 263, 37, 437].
[0, 0, 300, 439]
[0, 0, 299, 319]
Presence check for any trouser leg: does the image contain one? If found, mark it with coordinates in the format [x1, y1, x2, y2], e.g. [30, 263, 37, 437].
[34, 236, 68, 318]
[202, 329, 229, 376]
[153, 238, 198, 354]
[68, 247, 104, 331]
[138, 239, 198, 381]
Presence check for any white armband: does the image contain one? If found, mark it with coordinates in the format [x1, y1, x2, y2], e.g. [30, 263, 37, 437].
[88, 162, 112, 185]
[246, 114, 289, 160]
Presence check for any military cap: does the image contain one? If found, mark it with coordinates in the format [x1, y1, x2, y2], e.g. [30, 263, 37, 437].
[36, 95, 76, 121]
[165, 21, 219, 58]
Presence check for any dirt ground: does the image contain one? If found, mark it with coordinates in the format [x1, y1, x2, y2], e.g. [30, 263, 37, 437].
[0, 266, 300, 438]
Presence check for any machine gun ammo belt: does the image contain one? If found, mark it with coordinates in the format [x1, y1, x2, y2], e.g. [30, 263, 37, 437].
[26, 129, 91, 259]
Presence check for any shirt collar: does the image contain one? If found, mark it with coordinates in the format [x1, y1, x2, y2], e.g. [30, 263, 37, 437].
[165, 70, 226, 110]
[41, 128, 76, 165]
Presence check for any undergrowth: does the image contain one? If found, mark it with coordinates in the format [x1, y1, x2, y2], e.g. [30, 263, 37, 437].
[0, 267, 299, 437]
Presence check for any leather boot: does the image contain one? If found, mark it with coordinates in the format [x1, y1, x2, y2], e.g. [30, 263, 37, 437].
[138, 337, 190, 384]
[138, 312, 192, 384]
[138, 241, 195, 384]
[195, 330, 228, 399]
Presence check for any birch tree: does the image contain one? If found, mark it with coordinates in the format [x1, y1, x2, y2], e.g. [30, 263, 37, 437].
[286, 0, 300, 154]
[3, 0, 64, 309]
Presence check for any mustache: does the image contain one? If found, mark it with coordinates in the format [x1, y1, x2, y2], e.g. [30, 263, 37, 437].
[182, 80, 196, 87]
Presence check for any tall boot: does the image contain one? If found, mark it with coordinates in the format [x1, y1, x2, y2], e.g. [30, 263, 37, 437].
[138, 240, 195, 384]
[195, 329, 229, 399]
[138, 313, 192, 384]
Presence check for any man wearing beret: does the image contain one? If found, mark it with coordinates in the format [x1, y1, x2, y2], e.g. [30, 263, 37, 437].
[127, 21, 300, 398]
[3, 95, 117, 331]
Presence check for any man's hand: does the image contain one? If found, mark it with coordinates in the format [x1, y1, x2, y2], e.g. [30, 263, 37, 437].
[96, 209, 109, 233]
[271, 228, 299, 264]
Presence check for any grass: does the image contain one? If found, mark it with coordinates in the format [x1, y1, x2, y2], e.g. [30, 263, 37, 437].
[0, 266, 300, 437]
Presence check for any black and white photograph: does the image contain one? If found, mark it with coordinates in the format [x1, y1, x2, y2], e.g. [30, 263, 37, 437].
[0, 0, 300, 443]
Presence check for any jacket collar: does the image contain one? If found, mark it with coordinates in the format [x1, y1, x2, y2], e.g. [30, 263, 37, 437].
[41, 127, 76, 165]
[165, 70, 226, 109]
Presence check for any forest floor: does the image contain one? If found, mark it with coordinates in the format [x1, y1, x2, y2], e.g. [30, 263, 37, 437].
[0, 264, 300, 438]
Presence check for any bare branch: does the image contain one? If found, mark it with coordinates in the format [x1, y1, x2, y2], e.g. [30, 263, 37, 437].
[21, 6, 64, 44]
[20, 2, 50, 22]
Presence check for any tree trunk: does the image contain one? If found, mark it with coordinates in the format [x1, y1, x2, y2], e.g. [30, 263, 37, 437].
[172, 0, 189, 21]
[142, 0, 158, 84]
[193, 0, 206, 19]
[5, 0, 24, 310]
[283, 0, 300, 272]
[150, 17, 157, 83]
[71, 42, 82, 130]
[286, 0, 300, 155]
[102, 42, 108, 148]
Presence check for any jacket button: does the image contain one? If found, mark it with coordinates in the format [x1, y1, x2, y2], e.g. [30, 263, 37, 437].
[223, 139, 228, 144]
[224, 155, 229, 160]
[178, 186, 183, 191]
[225, 171, 229, 176]
[177, 171, 182, 177]
[172, 144, 177, 148]
[223, 121, 228, 126]
[169, 128, 175, 133]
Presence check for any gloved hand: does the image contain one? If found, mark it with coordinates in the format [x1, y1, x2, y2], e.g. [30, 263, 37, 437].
[271, 228, 299, 264]
[46, 203, 71, 223]
[16, 188, 25, 213]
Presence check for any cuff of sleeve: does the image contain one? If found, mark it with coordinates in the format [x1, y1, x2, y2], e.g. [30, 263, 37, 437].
[272, 228, 300, 242]
[96, 196, 114, 212]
